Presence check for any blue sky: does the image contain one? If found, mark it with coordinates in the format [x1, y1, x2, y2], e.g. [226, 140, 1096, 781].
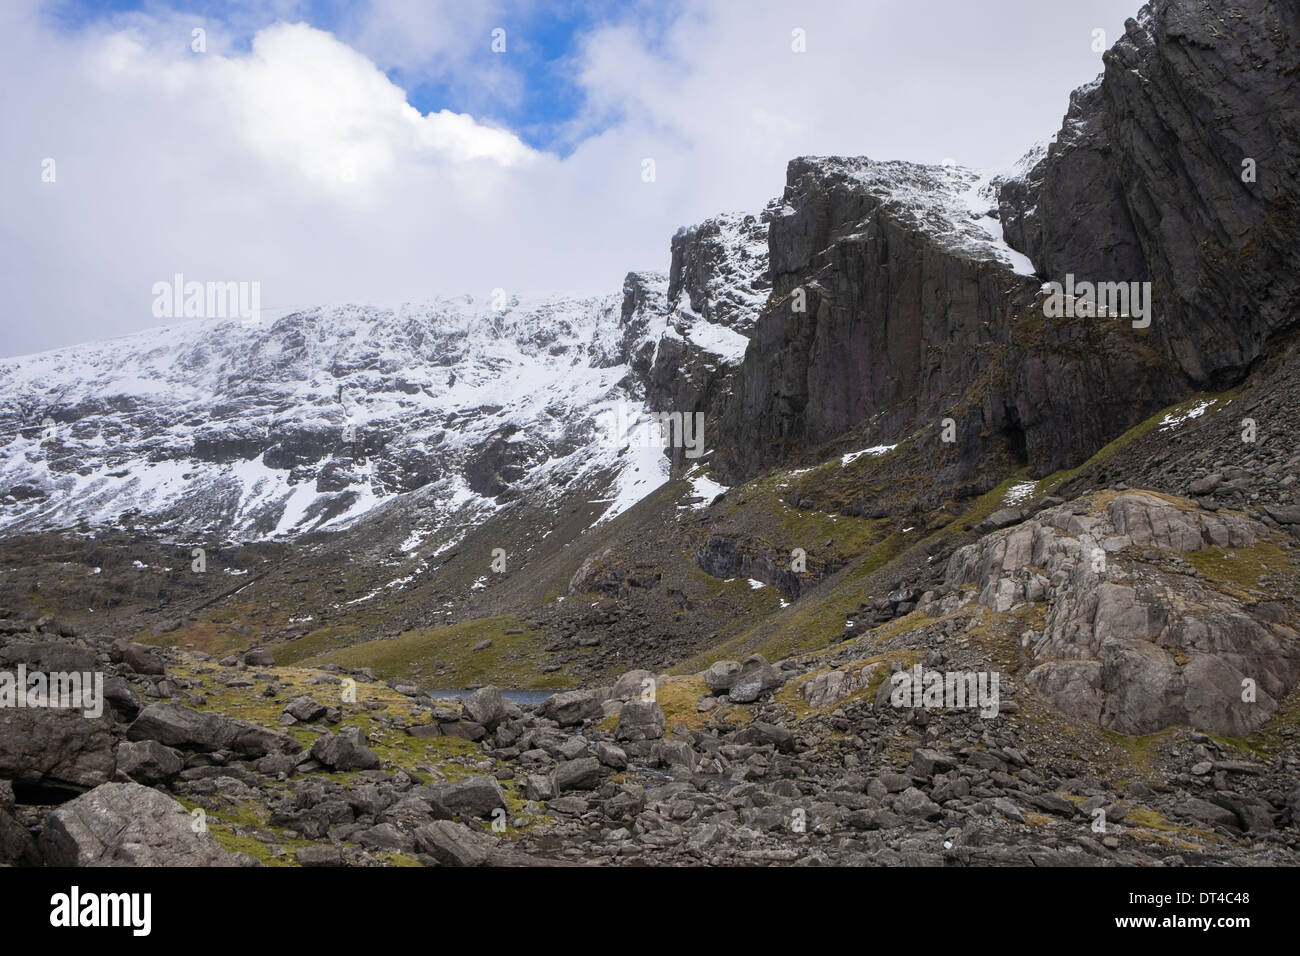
[43, 0, 661, 154]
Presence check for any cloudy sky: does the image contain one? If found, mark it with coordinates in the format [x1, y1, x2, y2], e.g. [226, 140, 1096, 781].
[1, 0, 1143, 357]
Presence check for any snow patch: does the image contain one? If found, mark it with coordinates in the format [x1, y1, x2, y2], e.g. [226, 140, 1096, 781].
[841, 444, 897, 466]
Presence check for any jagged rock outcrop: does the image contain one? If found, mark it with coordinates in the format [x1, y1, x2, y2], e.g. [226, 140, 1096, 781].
[618, 210, 773, 475]
[668, 211, 772, 333]
[946, 492, 1300, 735]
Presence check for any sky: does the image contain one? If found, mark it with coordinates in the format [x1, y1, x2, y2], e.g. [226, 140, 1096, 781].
[1, 0, 1144, 357]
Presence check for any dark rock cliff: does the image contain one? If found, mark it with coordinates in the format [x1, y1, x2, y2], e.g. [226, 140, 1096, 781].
[713, 159, 1038, 484]
[1001, 0, 1300, 387]
[712, 0, 1299, 487]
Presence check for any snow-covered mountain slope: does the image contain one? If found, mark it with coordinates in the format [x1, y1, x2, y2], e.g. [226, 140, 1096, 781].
[0, 214, 770, 544]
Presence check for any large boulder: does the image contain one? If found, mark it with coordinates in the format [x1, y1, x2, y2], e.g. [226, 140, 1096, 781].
[702, 660, 742, 693]
[415, 821, 491, 866]
[128, 703, 300, 758]
[310, 728, 380, 771]
[115, 739, 185, 785]
[611, 669, 655, 700]
[110, 641, 166, 675]
[40, 782, 246, 866]
[0, 707, 118, 791]
[728, 655, 781, 703]
[538, 688, 609, 726]
[423, 776, 506, 819]
[553, 757, 602, 792]
[283, 696, 327, 723]
[614, 700, 665, 742]
[461, 686, 507, 728]
[102, 676, 143, 721]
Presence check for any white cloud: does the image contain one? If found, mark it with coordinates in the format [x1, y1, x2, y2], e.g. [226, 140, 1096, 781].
[0, 0, 1143, 357]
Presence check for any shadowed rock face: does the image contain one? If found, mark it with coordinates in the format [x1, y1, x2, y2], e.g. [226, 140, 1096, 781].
[998, 80, 1148, 289]
[714, 159, 1040, 483]
[713, 0, 1299, 487]
[1001, 0, 1300, 387]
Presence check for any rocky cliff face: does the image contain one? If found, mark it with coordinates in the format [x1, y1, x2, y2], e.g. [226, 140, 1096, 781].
[713, 0, 1300, 486]
[712, 159, 1039, 483]
[620, 209, 773, 475]
[667, 211, 772, 334]
[1000, 0, 1300, 387]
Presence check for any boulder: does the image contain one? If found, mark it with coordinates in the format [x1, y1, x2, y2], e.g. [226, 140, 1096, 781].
[40, 782, 245, 866]
[553, 757, 602, 792]
[116, 739, 184, 785]
[595, 742, 628, 769]
[525, 773, 556, 802]
[296, 845, 346, 867]
[102, 676, 143, 721]
[111, 641, 166, 675]
[614, 700, 665, 742]
[702, 660, 742, 693]
[910, 749, 957, 777]
[415, 821, 491, 867]
[0, 707, 118, 791]
[310, 728, 380, 771]
[283, 696, 327, 723]
[439, 720, 486, 741]
[424, 776, 506, 819]
[728, 655, 781, 703]
[612, 669, 655, 700]
[538, 688, 609, 726]
[128, 704, 300, 758]
[654, 739, 697, 770]
[461, 686, 506, 728]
